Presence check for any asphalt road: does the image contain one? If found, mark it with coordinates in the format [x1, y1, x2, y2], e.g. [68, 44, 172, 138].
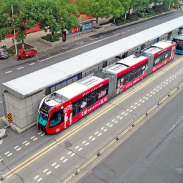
[77, 73, 183, 183]
[0, 9, 183, 118]
[0, 53, 183, 183]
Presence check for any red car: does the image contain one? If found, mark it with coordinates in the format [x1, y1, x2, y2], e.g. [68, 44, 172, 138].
[17, 48, 37, 60]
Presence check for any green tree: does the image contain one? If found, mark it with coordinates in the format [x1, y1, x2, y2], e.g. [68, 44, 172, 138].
[0, 0, 37, 48]
[34, 0, 79, 40]
[77, 0, 125, 26]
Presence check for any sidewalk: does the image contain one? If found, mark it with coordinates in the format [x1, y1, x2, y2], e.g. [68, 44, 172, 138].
[0, 17, 112, 52]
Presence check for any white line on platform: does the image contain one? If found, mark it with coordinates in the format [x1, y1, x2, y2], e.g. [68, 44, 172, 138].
[25, 142, 30, 146]
[22, 141, 27, 144]
[52, 162, 56, 166]
[47, 171, 51, 175]
[17, 67, 24, 70]
[55, 165, 60, 169]
[34, 175, 39, 179]
[71, 153, 75, 157]
[37, 178, 42, 182]
[63, 159, 67, 163]
[43, 169, 48, 173]
[5, 71, 12, 74]
[7, 153, 12, 157]
[33, 138, 38, 141]
[60, 157, 64, 160]
[4, 151, 10, 155]
[78, 148, 82, 151]
[92, 138, 95, 141]
[17, 148, 21, 151]
[29, 63, 35, 65]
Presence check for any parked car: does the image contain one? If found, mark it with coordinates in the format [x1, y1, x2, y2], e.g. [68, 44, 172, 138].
[0, 49, 9, 59]
[17, 48, 37, 60]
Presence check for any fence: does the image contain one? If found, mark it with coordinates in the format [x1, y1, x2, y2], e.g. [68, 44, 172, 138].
[62, 78, 183, 183]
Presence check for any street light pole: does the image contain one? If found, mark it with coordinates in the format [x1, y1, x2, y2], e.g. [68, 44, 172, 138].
[11, 3, 17, 55]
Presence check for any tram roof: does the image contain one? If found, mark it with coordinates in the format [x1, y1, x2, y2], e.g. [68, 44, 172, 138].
[173, 34, 183, 40]
[56, 76, 104, 99]
[3, 16, 183, 99]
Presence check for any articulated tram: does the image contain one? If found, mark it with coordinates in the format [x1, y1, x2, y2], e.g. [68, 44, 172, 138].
[38, 40, 176, 134]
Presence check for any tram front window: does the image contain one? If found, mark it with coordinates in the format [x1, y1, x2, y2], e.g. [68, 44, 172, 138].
[38, 111, 49, 126]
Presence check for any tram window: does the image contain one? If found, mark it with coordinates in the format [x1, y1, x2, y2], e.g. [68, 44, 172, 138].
[49, 109, 63, 128]
[72, 104, 79, 117]
[79, 98, 87, 112]
[124, 75, 129, 84]
[129, 72, 134, 81]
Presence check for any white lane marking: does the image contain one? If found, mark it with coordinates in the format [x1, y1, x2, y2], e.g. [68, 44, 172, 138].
[78, 148, 82, 151]
[139, 99, 142, 101]
[34, 175, 39, 179]
[117, 116, 120, 118]
[98, 133, 102, 136]
[147, 94, 149, 96]
[112, 119, 115, 122]
[126, 109, 129, 111]
[85, 142, 89, 146]
[14, 146, 19, 149]
[55, 165, 60, 169]
[43, 169, 48, 173]
[131, 106, 133, 108]
[4, 151, 10, 155]
[71, 153, 75, 157]
[30, 136, 35, 139]
[92, 138, 95, 141]
[107, 123, 110, 126]
[17, 148, 21, 151]
[142, 101, 144, 103]
[89, 136, 92, 139]
[95, 131, 99, 134]
[115, 121, 118, 123]
[75, 146, 79, 149]
[104, 129, 107, 131]
[122, 112, 125, 114]
[5, 71, 12, 74]
[17, 67, 24, 70]
[157, 90, 159, 91]
[38, 132, 42, 135]
[138, 104, 140, 106]
[41, 134, 45, 136]
[143, 97, 146, 98]
[7, 153, 12, 157]
[129, 110, 132, 112]
[22, 141, 27, 144]
[60, 157, 64, 160]
[25, 142, 30, 146]
[29, 63, 35, 65]
[47, 171, 51, 175]
[109, 125, 113, 127]
[120, 117, 123, 119]
[63, 159, 68, 162]
[134, 107, 137, 109]
[149, 95, 152, 97]
[68, 151, 72, 155]
[82, 141, 86, 144]
[37, 178, 42, 182]
[125, 113, 128, 116]
[52, 162, 56, 166]
[153, 92, 155, 94]
[33, 138, 38, 141]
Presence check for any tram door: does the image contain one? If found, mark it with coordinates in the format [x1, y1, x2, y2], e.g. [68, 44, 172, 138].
[64, 104, 72, 128]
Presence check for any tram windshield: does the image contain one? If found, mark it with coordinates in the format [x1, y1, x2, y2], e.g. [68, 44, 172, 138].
[176, 42, 183, 50]
[38, 110, 49, 126]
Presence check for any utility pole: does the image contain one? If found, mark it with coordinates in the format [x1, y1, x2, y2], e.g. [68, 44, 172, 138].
[11, 2, 17, 55]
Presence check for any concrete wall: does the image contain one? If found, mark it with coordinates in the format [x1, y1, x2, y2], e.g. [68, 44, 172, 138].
[4, 91, 44, 129]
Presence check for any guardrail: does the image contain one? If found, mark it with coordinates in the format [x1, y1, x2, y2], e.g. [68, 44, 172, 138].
[62, 78, 183, 183]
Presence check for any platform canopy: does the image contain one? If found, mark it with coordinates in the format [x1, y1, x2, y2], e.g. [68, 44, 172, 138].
[3, 16, 183, 99]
